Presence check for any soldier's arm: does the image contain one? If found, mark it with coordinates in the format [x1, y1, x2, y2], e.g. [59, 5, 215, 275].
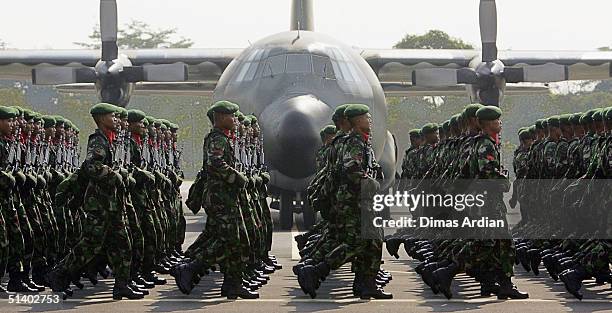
[206, 135, 242, 184]
[343, 141, 367, 185]
[476, 139, 504, 179]
[81, 134, 114, 181]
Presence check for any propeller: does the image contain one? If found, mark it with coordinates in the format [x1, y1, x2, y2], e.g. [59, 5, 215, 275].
[31, 0, 188, 106]
[412, 0, 569, 91]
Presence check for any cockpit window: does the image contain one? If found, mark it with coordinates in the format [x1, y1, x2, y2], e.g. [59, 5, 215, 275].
[313, 55, 336, 79]
[326, 47, 361, 83]
[286, 54, 312, 74]
[263, 54, 287, 77]
[234, 49, 265, 82]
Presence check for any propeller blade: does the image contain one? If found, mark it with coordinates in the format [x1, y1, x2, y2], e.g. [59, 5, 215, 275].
[32, 67, 97, 85]
[100, 0, 118, 61]
[479, 0, 498, 62]
[123, 63, 189, 82]
[412, 68, 477, 87]
[504, 64, 568, 83]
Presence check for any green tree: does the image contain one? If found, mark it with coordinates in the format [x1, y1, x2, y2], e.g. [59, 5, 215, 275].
[393, 30, 474, 49]
[75, 20, 194, 49]
[597, 46, 611, 51]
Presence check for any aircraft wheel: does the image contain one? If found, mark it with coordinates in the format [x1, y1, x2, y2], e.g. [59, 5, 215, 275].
[279, 193, 294, 230]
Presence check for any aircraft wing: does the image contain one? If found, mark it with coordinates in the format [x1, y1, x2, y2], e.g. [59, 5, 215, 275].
[0, 48, 242, 82]
[361, 49, 612, 94]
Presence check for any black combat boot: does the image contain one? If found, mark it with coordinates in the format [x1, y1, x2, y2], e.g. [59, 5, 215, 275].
[352, 273, 364, 297]
[297, 261, 330, 299]
[479, 271, 500, 297]
[22, 271, 45, 291]
[133, 275, 155, 289]
[527, 249, 541, 276]
[293, 259, 314, 275]
[559, 264, 588, 300]
[421, 262, 443, 294]
[8, 270, 37, 293]
[496, 272, 529, 300]
[112, 279, 145, 300]
[385, 236, 403, 259]
[432, 262, 459, 299]
[294, 234, 308, 250]
[359, 274, 393, 299]
[44, 267, 70, 292]
[143, 271, 167, 285]
[172, 260, 203, 295]
[129, 281, 149, 295]
[225, 276, 259, 299]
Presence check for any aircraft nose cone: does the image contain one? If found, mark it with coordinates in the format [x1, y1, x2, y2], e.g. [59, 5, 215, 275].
[261, 95, 332, 179]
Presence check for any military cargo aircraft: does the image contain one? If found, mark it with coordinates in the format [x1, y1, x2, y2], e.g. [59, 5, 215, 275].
[1, 0, 611, 229]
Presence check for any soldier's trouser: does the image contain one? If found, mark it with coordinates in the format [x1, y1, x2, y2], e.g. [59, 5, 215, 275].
[140, 211, 158, 274]
[324, 223, 381, 277]
[13, 192, 32, 268]
[125, 200, 144, 275]
[61, 194, 132, 281]
[1, 193, 25, 273]
[0, 209, 9, 277]
[21, 191, 47, 269]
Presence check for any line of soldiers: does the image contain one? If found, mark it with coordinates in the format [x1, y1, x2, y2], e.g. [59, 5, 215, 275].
[385, 104, 530, 300]
[0, 106, 81, 293]
[175, 100, 280, 299]
[510, 107, 611, 300]
[0, 103, 190, 300]
[293, 104, 394, 299]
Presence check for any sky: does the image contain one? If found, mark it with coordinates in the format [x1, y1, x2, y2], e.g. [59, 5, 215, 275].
[0, 0, 610, 51]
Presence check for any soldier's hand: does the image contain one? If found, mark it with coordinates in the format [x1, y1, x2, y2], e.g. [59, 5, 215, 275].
[0, 171, 16, 190]
[260, 172, 270, 184]
[234, 172, 248, 188]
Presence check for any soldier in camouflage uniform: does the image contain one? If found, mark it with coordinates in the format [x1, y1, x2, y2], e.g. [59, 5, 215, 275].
[173, 101, 259, 299]
[297, 104, 392, 300]
[46, 103, 143, 300]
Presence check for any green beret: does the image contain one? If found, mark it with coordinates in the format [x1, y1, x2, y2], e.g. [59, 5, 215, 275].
[42, 115, 56, 128]
[117, 107, 128, 119]
[442, 120, 450, 132]
[90, 103, 119, 116]
[153, 119, 163, 127]
[559, 114, 572, 126]
[248, 115, 258, 124]
[170, 123, 179, 131]
[528, 126, 536, 134]
[476, 105, 502, 121]
[517, 127, 527, 135]
[464, 104, 484, 118]
[210, 101, 240, 115]
[242, 116, 251, 126]
[592, 109, 603, 122]
[580, 111, 593, 125]
[10, 106, 24, 116]
[409, 129, 421, 137]
[145, 116, 156, 126]
[142, 118, 150, 127]
[33, 113, 43, 123]
[319, 125, 337, 140]
[570, 113, 582, 125]
[332, 104, 350, 122]
[159, 123, 168, 130]
[605, 107, 612, 121]
[23, 109, 37, 121]
[160, 119, 172, 128]
[127, 109, 146, 123]
[541, 119, 548, 129]
[535, 120, 544, 130]
[344, 104, 370, 119]
[236, 111, 245, 121]
[450, 114, 460, 128]
[206, 108, 214, 124]
[518, 129, 531, 141]
[547, 116, 560, 128]
[66, 120, 76, 131]
[421, 123, 439, 134]
[0, 106, 18, 120]
[53, 116, 65, 127]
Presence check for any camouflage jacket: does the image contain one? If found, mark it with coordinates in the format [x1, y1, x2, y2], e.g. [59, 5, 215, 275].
[401, 146, 419, 179]
[81, 129, 116, 182]
[554, 138, 570, 178]
[0, 138, 9, 169]
[513, 146, 530, 179]
[203, 127, 241, 185]
[315, 144, 330, 172]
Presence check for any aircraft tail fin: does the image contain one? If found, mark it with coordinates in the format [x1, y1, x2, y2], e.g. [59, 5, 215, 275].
[291, 0, 314, 31]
